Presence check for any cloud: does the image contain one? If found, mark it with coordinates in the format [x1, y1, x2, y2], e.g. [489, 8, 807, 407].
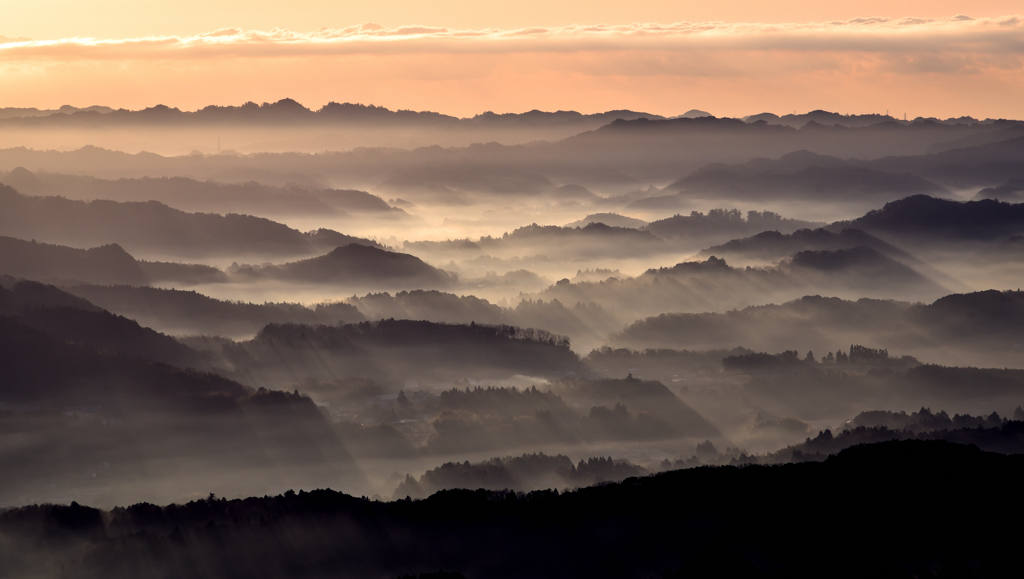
[0, 16, 1022, 62]
[1, 16, 1022, 118]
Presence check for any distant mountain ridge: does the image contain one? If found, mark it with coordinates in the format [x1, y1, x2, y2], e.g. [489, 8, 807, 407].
[2, 100, 1013, 129]
[0, 99, 665, 127]
[0, 104, 114, 120]
[2, 123, 1022, 193]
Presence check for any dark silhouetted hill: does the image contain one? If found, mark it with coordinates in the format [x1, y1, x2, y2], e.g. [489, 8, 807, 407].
[531, 251, 940, 329]
[868, 134, 1024, 188]
[699, 228, 910, 263]
[0, 311, 359, 505]
[347, 290, 507, 326]
[479, 222, 668, 259]
[584, 346, 751, 384]
[0, 236, 227, 285]
[393, 452, 648, 499]
[661, 150, 945, 202]
[0, 167, 405, 217]
[564, 212, 645, 229]
[0, 100, 663, 129]
[763, 414, 1024, 463]
[782, 246, 941, 293]
[0, 313, 224, 406]
[0, 185, 381, 258]
[65, 284, 365, 337]
[229, 244, 455, 288]
[743, 109, 901, 128]
[736, 360, 1024, 418]
[558, 376, 720, 439]
[0, 104, 114, 119]
[905, 289, 1024, 343]
[612, 290, 1024, 367]
[973, 176, 1024, 201]
[642, 208, 820, 242]
[2, 117, 1020, 193]
[4, 440, 1024, 578]
[1, 280, 202, 368]
[199, 319, 583, 387]
[829, 195, 1024, 242]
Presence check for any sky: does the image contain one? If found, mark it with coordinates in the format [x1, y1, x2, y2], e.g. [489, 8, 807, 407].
[1, 1, 1022, 118]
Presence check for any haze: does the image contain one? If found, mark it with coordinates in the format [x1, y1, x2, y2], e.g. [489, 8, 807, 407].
[3, 5, 1024, 578]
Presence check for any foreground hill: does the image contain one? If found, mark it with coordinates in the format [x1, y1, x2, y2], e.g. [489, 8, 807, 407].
[2, 440, 1022, 578]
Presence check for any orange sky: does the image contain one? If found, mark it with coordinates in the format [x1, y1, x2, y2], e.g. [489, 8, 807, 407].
[1, 2, 1022, 118]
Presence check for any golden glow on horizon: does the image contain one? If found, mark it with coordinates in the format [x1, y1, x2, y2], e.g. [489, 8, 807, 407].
[6, 0, 1024, 38]
[2, 9, 1023, 119]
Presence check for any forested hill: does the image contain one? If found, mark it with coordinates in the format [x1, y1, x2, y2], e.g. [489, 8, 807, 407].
[3, 440, 1022, 578]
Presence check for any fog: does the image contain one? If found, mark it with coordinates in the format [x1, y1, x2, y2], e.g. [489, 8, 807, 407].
[3, 102, 1024, 577]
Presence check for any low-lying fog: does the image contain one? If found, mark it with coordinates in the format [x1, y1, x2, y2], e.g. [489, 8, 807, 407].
[3, 106, 1024, 510]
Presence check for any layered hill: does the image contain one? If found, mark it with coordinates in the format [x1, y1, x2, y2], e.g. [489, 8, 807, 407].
[194, 319, 584, 387]
[642, 209, 821, 244]
[829, 194, 1024, 243]
[0, 280, 204, 369]
[2, 116, 1021, 193]
[0, 236, 227, 285]
[0, 167, 405, 218]
[531, 249, 944, 327]
[65, 284, 365, 337]
[228, 243, 455, 288]
[611, 290, 1024, 367]
[654, 150, 945, 204]
[698, 228, 910, 263]
[0, 280, 361, 505]
[0, 185, 381, 259]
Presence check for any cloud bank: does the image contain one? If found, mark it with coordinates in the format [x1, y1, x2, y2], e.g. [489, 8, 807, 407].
[3, 16, 1023, 60]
